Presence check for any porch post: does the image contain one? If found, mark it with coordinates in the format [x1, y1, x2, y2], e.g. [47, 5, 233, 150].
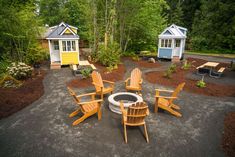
[59, 40, 63, 65]
[48, 40, 52, 63]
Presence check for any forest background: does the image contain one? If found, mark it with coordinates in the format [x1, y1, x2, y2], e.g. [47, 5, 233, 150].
[0, 0, 234, 69]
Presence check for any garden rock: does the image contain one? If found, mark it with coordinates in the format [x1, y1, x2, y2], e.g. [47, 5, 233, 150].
[148, 57, 155, 63]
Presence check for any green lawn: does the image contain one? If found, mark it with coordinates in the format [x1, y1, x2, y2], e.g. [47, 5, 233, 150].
[185, 51, 235, 59]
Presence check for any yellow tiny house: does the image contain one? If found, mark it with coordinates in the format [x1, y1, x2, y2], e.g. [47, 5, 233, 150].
[45, 22, 80, 69]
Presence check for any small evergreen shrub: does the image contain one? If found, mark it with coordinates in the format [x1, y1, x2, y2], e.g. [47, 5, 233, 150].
[7, 62, 33, 80]
[132, 55, 140, 61]
[80, 67, 93, 79]
[196, 76, 206, 88]
[163, 69, 172, 79]
[169, 64, 177, 73]
[25, 44, 49, 65]
[98, 43, 121, 67]
[181, 60, 191, 70]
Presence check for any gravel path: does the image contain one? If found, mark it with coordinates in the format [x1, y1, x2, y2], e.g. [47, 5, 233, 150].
[0, 56, 235, 157]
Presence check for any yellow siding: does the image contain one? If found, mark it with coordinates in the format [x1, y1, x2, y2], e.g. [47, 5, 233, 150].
[61, 52, 79, 65]
[64, 29, 73, 34]
[72, 28, 77, 34]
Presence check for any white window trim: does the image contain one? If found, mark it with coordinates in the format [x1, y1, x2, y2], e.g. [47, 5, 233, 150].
[60, 27, 76, 36]
[62, 40, 76, 52]
[160, 39, 172, 48]
[53, 41, 59, 50]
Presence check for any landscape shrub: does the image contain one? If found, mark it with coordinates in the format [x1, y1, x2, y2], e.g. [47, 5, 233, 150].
[196, 76, 206, 88]
[132, 55, 140, 61]
[97, 43, 121, 67]
[181, 60, 191, 70]
[169, 64, 177, 73]
[80, 67, 93, 79]
[0, 74, 22, 88]
[25, 44, 49, 65]
[163, 69, 172, 79]
[7, 62, 33, 80]
[122, 51, 136, 57]
[0, 60, 11, 77]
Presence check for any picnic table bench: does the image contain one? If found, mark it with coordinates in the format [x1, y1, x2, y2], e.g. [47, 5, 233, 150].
[196, 62, 225, 78]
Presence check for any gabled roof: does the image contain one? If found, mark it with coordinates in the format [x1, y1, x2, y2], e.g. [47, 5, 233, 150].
[159, 24, 187, 39]
[45, 22, 79, 39]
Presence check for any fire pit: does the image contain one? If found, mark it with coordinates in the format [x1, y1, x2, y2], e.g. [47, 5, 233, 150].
[108, 92, 143, 114]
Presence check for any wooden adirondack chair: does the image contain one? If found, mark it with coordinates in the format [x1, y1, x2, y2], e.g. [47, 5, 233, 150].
[155, 82, 185, 117]
[67, 87, 103, 126]
[91, 71, 114, 99]
[125, 68, 143, 94]
[120, 102, 149, 143]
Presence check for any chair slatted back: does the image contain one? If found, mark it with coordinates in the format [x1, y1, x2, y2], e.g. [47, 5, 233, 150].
[169, 82, 185, 104]
[127, 102, 148, 124]
[130, 68, 142, 87]
[67, 87, 79, 103]
[91, 71, 104, 91]
[67, 87, 86, 112]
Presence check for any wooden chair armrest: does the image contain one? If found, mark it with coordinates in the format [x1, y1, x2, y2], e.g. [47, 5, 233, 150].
[76, 92, 96, 98]
[125, 77, 130, 83]
[155, 95, 177, 99]
[120, 102, 127, 116]
[92, 82, 103, 87]
[155, 89, 174, 93]
[77, 99, 103, 105]
[103, 80, 114, 84]
[139, 79, 143, 84]
[146, 108, 149, 116]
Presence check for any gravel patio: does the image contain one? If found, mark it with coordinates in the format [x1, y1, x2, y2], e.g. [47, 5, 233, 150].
[0, 57, 235, 157]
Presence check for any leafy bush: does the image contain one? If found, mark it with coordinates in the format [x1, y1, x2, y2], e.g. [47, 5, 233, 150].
[80, 67, 93, 79]
[25, 44, 49, 65]
[163, 69, 172, 79]
[132, 55, 140, 61]
[98, 43, 121, 67]
[169, 64, 177, 73]
[0, 60, 11, 76]
[196, 76, 206, 88]
[181, 60, 191, 70]
[7, 62, 33, 80]
[122, 51, 136, 57]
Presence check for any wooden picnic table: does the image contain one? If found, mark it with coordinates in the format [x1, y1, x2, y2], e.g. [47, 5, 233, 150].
[203, 62, 219, 68]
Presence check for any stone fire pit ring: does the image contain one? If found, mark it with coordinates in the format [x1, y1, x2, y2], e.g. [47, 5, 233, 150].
[108, 92, 143, 114]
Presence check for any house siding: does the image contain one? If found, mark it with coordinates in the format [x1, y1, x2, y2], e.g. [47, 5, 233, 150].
[158, 48, 172, 59]
[61, 52, 79, 65]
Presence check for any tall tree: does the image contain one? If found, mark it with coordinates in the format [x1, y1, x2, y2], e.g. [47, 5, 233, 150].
[191, 0, 235, 51]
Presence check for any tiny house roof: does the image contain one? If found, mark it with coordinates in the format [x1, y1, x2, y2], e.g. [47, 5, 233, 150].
[159, 24, 187, 39]
[45, 22, 79, 40]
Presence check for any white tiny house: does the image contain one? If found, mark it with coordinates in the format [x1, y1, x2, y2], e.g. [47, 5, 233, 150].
[158, 24, 187, 60]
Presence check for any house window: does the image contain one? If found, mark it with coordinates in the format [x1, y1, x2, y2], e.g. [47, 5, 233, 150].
[53, 41, 59, 50]
[175, 39, 181, 47]
[62, 40, 76, 52]
[161, 39, 172, 48]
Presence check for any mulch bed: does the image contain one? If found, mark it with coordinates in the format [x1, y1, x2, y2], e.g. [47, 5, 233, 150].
[0, 71, 46, 119]
[222, 112, 235, 157]
[145, 57, 235, 97]
[122, 57, 161, 68]
[67, 63, 126, 89]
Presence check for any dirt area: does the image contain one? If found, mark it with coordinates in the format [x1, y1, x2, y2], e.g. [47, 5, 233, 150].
[145, 58, 235, 97]
[122, 57, 161, 68]
[0, 71, 46, 119]
[222, 112, 235, 157]
[67, 63, 126, 89]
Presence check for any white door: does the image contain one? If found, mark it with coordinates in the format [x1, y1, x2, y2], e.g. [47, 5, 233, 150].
[173, 39, 181, 57]
[51, 40, 60, 62]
